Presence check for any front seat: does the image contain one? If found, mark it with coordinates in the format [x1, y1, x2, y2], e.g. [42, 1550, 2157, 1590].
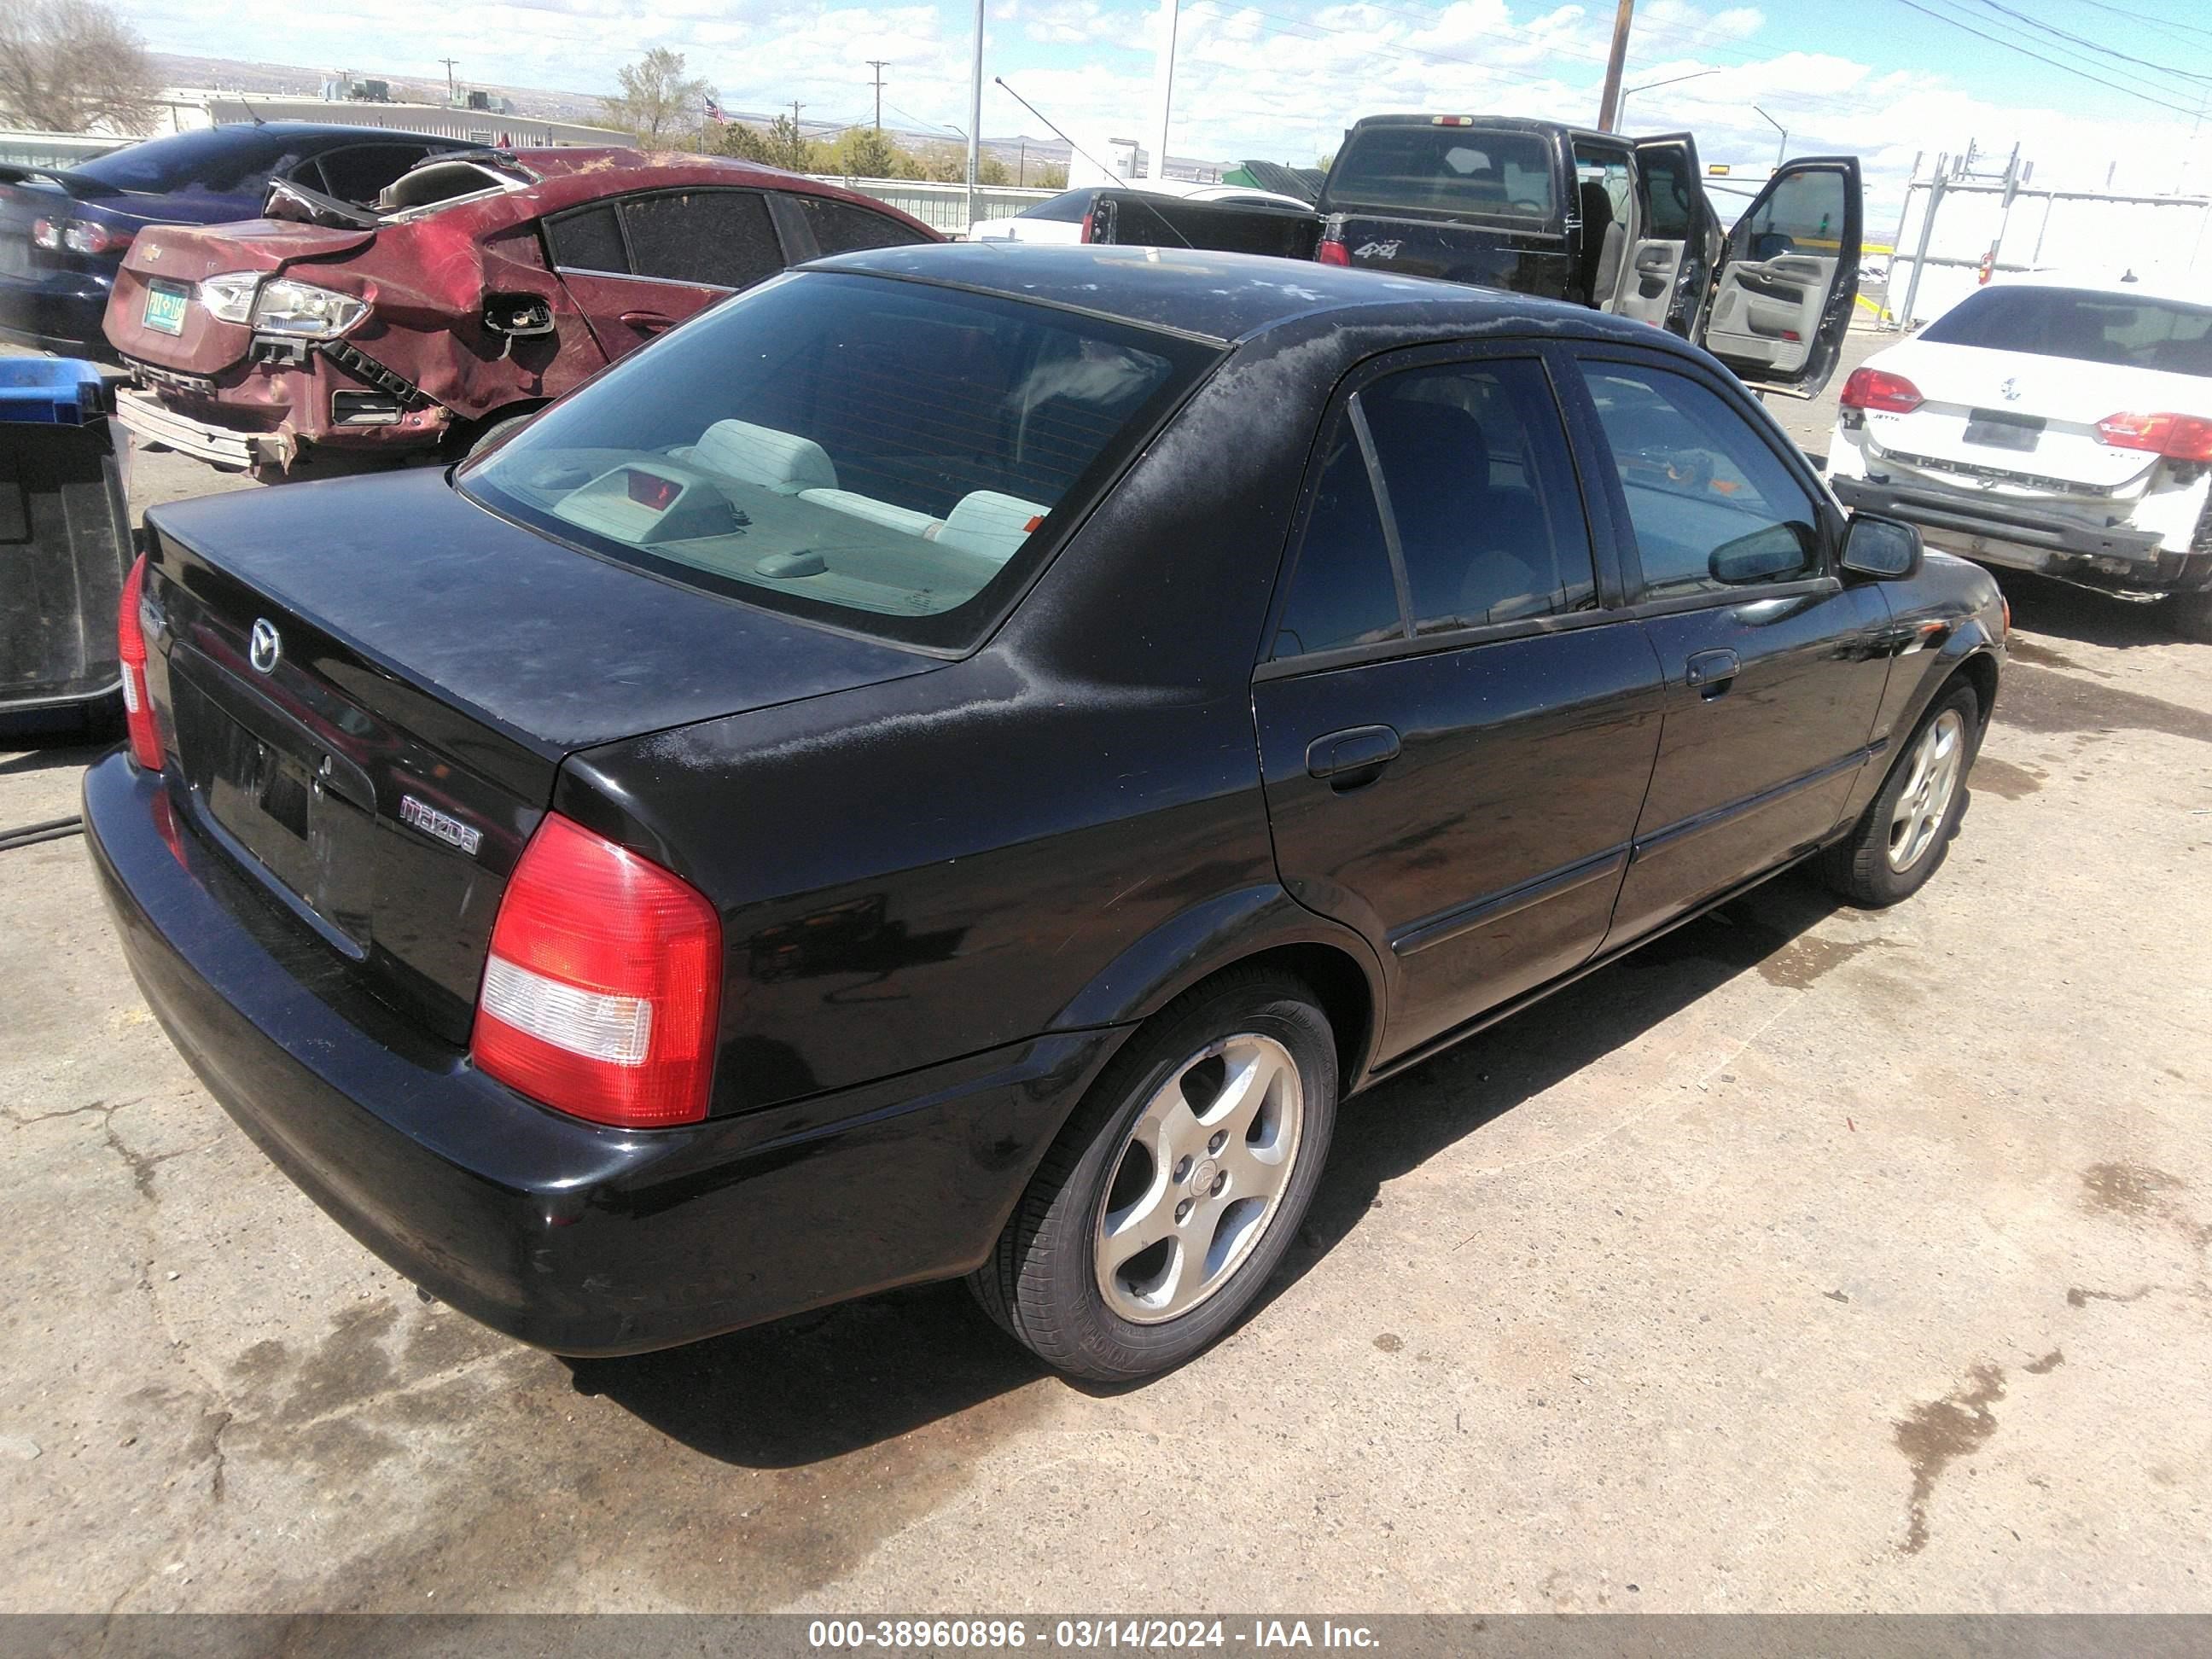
[1579, 179, 1625, 309]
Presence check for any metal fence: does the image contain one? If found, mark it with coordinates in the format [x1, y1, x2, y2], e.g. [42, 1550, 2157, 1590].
[0, 131, 119, 170]
[809, 176, 1057, 234]
[1881, 146, 2212, 330]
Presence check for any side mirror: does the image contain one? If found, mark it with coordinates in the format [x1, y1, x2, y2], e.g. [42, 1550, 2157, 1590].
[1709, 522, 1813, 585]
[1842, 513, 1923, 579]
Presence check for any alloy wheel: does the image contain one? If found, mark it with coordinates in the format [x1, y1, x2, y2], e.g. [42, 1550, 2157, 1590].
[1092, 1033, 1306, 1324]
[1887, 708, 1966, 872]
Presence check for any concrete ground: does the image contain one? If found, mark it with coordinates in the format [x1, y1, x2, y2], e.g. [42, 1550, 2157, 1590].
[3, 329, 2209, 1614]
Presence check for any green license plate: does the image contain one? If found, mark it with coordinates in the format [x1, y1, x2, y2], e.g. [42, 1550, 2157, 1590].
[143, 282, 189, 335]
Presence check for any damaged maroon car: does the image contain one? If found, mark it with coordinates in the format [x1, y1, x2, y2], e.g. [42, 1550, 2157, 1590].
[102, 148, 939, 474]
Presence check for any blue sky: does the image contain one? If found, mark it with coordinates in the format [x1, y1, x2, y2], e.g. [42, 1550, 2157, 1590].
[117, 0, 2212, 210]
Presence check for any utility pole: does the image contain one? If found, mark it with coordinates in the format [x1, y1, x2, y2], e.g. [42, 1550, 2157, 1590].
[439, 57, 459, 106]
[867, 61, 888, 131]
[1148, 0, 1181, 181]
[1595, 0, 1634, 131]
[1018, 137, 1026, 186]
[789, 101, 806, 169]
[966, 0, 984, 231]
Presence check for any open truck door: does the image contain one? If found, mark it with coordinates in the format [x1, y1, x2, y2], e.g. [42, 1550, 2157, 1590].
[1622, 132, 1716, 341]
[1697, 154, 1860, 398]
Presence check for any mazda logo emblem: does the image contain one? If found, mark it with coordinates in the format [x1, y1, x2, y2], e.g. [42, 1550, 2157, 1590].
[248, 619, 282, 675]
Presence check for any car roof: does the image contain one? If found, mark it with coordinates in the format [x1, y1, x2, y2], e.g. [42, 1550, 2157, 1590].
[185, 121, 464, 147]
[805, 241, 1645, 347]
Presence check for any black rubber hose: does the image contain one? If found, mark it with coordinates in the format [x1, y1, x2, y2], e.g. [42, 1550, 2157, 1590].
[0, 816, 84, 853]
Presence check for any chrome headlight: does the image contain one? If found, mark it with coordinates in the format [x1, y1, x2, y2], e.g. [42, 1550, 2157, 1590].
[197, 271, 260, 324]
[250, 278, 369, 339]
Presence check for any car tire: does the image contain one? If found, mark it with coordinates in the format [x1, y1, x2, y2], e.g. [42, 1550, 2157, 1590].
[1819, 681, 1982, 908]
[2167, 589, 2212, 644]
[969, 969, 1338, 1382]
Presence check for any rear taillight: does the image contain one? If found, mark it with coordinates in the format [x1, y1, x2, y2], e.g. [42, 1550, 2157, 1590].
[116, 555, 162, 772]
[30, 217, 61, 251]
[1316, 236, 1350, 267]
[63, 221, 125, 256]
[471, 812, 721, 1129]
[1838, 367, 1923, 413]
[2095, 411, 2212, 463]
[1078, 207, 1095, 243]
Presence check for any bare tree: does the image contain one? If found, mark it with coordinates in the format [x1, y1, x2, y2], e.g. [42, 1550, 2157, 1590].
[0, 0, 159, 136]
[602, 48, 712, 143]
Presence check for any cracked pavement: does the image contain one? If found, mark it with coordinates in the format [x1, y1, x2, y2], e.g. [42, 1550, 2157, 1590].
[0, 405, 2208, 1612]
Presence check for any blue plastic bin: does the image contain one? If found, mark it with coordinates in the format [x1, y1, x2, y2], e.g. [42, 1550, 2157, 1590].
[1, 358, 132, 715]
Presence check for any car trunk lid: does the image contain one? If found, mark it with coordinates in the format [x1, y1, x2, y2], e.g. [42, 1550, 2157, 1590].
[107, 219, 376, 375]
[1860, 341, 2208, 492]
[142, 467, 940, 1043]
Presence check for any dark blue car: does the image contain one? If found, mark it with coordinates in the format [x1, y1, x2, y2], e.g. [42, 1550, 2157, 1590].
[0, 123, 466, 358]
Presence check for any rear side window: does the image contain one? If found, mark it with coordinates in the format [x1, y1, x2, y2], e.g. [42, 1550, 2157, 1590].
[312, 144, 440, 204]
[547, 204, 626, 273]
[1639, 148, 1697, 240]
[793, 194, 927, 254]
[1273, 431, 1404, 659]
[1580, 362, 1821, 597]
[1921, 286, 2212, 376]
[1362, 361, 1596, 631]
[623, 190, 784, 288]
[1324, 127, 1555, 221]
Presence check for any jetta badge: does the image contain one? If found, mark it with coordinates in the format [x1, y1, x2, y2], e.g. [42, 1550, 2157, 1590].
[247, 618, 282, 674]
[2000, 377, 2021, 401]
[399, 795, 482, 857]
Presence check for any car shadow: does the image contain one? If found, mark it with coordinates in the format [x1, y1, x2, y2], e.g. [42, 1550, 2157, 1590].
[569, 871, 1842, 1459]
[1998, 569, 2181, 651]
[0, 732, 111, 775]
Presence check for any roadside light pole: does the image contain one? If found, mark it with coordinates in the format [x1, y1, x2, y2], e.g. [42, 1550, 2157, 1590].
[966, 0, 985, 232]
[1754, 105, 1787, 170]
[1617, 66, 1717, 125]
[1595, 0, 1635, 131]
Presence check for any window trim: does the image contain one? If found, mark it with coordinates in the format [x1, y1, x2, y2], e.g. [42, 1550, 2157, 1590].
[1256, 336, 1627, 678]
[1557, 341, 1844, 609]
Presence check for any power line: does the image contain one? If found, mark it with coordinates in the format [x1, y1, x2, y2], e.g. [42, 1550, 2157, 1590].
[2052, 0, 2212, 47]
[1965, 0, 2212, 90]
[1888, 0, 2206, 116]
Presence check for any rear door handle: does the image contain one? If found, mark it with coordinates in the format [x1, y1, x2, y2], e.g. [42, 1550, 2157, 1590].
[1306, 725, 1401, 788]
[1685, 649, 1740, 696]
[619, 310, 676, 333]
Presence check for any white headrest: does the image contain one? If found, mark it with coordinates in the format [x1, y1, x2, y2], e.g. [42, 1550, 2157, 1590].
[933, 491, 1050, 566]
[692, 419, 838, 494]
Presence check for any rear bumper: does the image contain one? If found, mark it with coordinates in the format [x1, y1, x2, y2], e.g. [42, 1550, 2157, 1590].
[1832, 474, 2209, 597]
[84, 753, 1119, 1355]
[0, 266, 113, 358]
[114, 387, 260, 469]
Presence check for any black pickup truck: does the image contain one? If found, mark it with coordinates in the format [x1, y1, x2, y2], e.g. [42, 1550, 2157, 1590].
[1086, 114, 1864, 400]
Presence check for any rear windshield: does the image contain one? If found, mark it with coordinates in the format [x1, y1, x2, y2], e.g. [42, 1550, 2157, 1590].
[1922, 286, 2212, 377]
[1324, 126, 1556, 222]
[75, 128, 299, 196]
[462, 272, 1217, 649]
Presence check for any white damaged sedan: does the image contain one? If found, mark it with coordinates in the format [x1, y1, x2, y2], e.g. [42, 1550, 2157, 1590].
[1827, 271, 2212, 637]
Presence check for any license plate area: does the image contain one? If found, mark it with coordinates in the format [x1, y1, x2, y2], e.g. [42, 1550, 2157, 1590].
[143, 279, 189, 336]
[170, 655, 378, 956]
[1963, 409, 2043, 451]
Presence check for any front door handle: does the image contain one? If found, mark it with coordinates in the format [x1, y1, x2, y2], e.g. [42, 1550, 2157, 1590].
[1685, 648, 1740, 697]
[1306, 725, 1401, 789]
[619, 310, 677, 334]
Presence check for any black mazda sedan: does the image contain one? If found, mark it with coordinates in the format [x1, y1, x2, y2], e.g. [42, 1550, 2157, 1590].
[84, 244, 2004, 1382]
